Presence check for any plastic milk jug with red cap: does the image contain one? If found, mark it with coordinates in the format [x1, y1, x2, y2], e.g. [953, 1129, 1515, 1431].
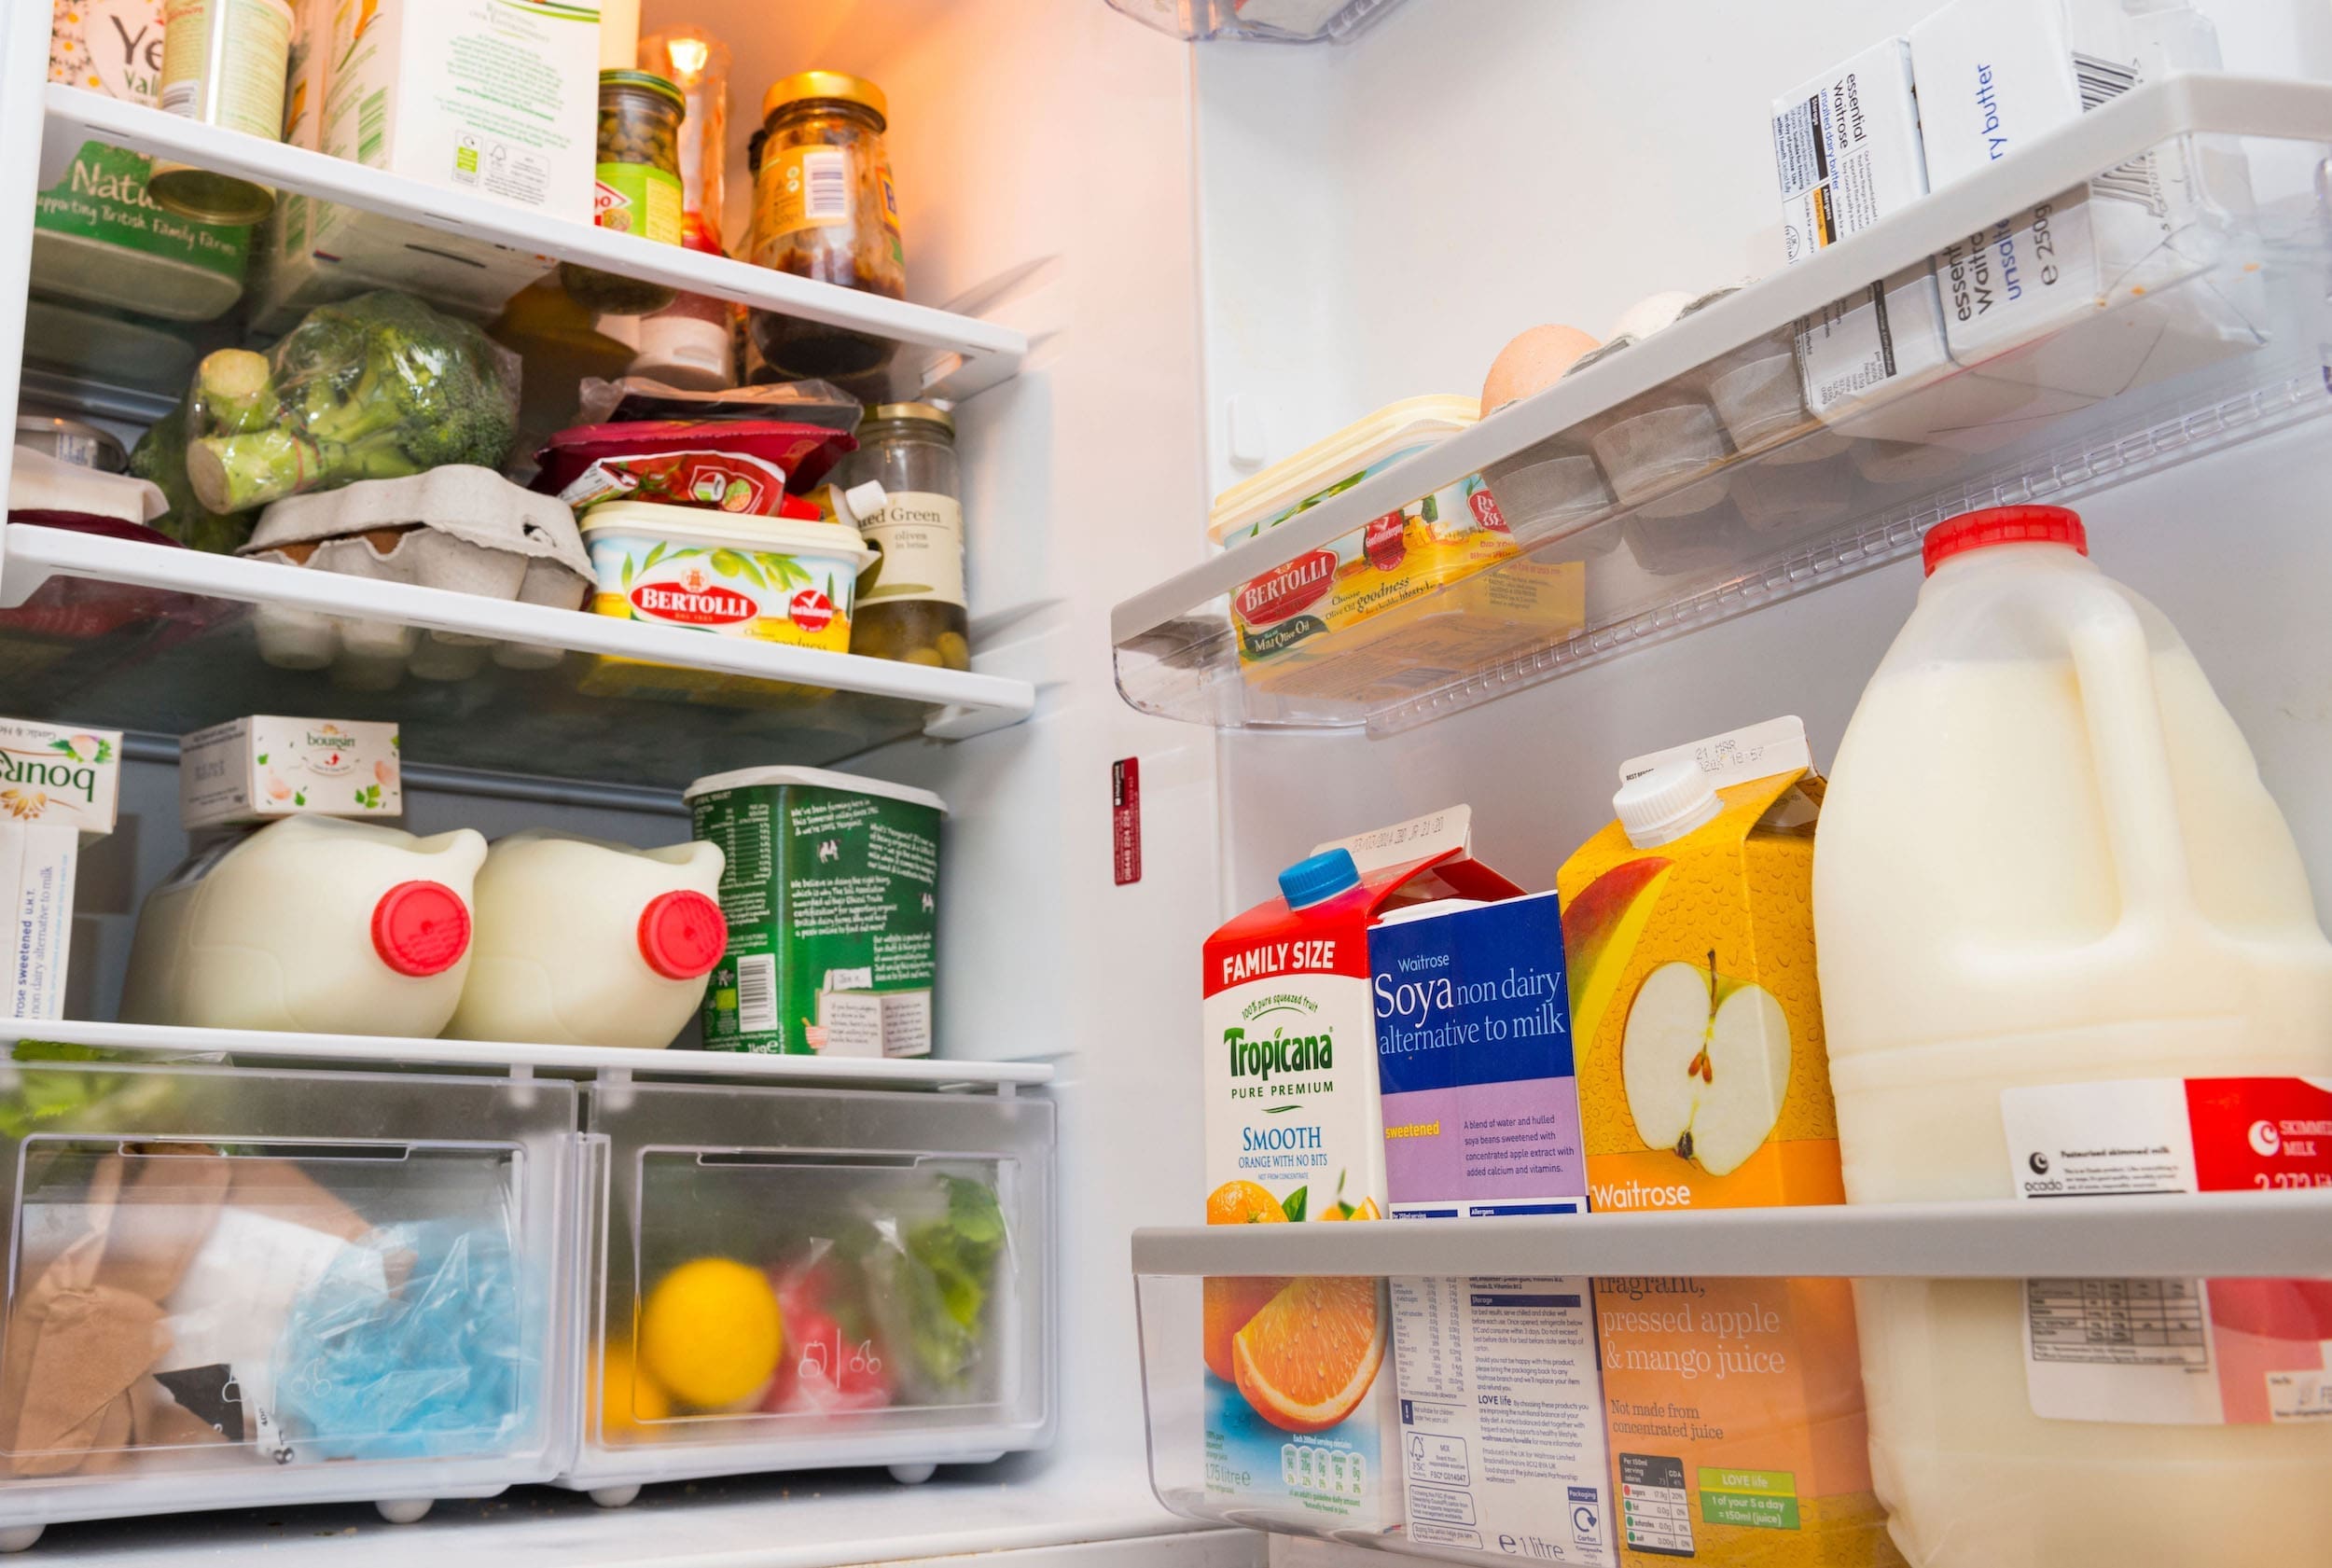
[1814, 506, 2332, 1567]
[122, 817, 486, 1036]
[446, 830, 727, 1049]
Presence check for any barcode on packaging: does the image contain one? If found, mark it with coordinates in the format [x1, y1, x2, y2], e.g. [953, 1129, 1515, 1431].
[734, 953, 777, 1034]
[2072, 51, 2138, 110]
[802, 149, 850, 221]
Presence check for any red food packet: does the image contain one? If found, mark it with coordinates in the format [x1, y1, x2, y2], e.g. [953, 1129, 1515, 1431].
[532, 421, 857, 507]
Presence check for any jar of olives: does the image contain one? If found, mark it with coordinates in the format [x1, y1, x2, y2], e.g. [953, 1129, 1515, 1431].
[842, 404, 967, 670]
[562, 71, 688, 317]
[749, 72, 905, 382]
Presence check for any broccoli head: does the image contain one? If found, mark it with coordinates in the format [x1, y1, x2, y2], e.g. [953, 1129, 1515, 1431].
[184, 292, 521, 515]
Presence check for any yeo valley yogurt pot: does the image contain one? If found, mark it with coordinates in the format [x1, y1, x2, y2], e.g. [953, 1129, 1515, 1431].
[578, 500, 875, 701]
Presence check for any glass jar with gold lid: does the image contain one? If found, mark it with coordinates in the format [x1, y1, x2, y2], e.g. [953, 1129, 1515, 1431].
[748, 71, 905, 382]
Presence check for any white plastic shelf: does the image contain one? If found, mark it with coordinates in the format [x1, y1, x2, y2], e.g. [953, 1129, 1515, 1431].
[1112, 75, 2332, 735]
[0, 526, 1035, 789]
[8, 1019, 1054, 1093]
[1131, 1189, 2332, 1281]
[38, 85, 1027, 401]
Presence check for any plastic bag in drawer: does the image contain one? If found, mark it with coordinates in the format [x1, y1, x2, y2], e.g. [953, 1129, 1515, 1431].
[619, 1171, 1013, 1430]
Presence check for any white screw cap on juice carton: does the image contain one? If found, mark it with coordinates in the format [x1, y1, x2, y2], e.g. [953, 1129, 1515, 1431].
[1614, 757, 1723, 848]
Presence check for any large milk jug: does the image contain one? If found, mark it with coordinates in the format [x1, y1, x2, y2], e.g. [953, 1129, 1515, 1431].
[122, 817, 486, 1036]
[1813, 505, 2332, 1567]
[445, 831, 727, 1049]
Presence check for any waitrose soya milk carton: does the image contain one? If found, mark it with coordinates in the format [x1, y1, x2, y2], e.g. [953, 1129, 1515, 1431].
[1370, 891, 1617, 1565]
[1201, 807, 1520, 1532]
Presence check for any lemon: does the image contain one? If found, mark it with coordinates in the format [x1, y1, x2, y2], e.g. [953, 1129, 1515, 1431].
[639, 1257, 784, 1409]
[599, 1344, 672, 1436]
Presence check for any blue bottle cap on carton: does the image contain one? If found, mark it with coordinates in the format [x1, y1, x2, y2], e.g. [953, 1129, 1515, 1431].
[1278, 848, 1360, 910]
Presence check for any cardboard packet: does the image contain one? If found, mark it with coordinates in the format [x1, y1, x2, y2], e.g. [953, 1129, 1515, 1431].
[0, 720, 119, 1022]
[1200, 806, 1520, 1533]
[1556, 719, 1900, 1568]
[179, 716, 401, 830]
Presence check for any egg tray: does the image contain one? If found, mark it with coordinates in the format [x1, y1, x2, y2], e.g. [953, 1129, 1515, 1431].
[239, 465, 593, 686]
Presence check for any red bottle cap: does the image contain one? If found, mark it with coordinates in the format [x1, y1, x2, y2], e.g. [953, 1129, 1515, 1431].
[371, 881, 472, 977]
[1923, 505, 2088, 576]
[639, 891, 728, 979]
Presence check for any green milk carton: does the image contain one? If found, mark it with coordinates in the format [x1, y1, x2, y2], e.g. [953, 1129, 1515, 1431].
[686, 767, 945, 1057]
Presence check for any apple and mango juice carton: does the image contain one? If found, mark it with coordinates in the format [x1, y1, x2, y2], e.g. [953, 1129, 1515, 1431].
[1372, 892, 1616, 1564]
[1201, 808, 1520, 1532]
[1555, 719, 1901, 1568]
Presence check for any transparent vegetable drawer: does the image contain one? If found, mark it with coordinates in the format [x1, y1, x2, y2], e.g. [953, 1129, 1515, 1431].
[0, 1058, 578, 1550]
[562, 1081, 1054, 1504]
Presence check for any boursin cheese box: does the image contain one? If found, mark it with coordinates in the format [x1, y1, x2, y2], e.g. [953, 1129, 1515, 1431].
[1201, 806, 1522, 1533]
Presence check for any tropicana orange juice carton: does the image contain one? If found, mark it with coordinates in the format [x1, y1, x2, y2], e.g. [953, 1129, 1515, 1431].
[1201, 806, 1521, 1533]
[1554, 718, 1900, 1568]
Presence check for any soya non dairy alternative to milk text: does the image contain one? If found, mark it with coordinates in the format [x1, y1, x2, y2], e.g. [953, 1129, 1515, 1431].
[1371, 891, 1584, 1219]
[1815, 506, 2332, 1567]
[1556, 719, 1899, 1568]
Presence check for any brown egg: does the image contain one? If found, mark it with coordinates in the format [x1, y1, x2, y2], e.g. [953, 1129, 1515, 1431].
[1481, 325, 1601, 412]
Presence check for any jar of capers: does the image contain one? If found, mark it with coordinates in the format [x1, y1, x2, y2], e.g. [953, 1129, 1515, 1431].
[562, 71, 688, 317]
[748, 72, 905, 382]
[842, 404, 968, 670]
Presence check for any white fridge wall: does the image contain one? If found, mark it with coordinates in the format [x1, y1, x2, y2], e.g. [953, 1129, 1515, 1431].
[1193, 0, 2332, 916]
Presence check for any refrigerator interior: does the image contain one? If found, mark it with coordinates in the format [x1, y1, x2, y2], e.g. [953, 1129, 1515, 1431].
[9, 0, 2332, 1561]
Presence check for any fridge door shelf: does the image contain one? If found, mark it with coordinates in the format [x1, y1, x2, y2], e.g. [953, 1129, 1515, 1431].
[1131, 1189, 2332, 1282]
[0, 1020, 1055, 1095]
[562, 1081, 1056, 1497]
[34, 85, 1026, 403]
[1110, 74, 2332, 736]
[1133, 1194, 2332, 1561]
[0, 526, 1034, 791]
[0, 1060, 576, 1547]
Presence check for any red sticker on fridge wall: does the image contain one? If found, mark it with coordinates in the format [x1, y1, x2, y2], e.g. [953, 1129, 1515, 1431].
[1112, 757, 1141, 886]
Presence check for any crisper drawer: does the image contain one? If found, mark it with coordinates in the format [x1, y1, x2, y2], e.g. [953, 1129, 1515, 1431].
[567, 1082, 1054, 1494]
[0, 1058, 576, 1543]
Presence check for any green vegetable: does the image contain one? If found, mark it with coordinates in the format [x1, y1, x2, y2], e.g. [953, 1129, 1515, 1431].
[0, 1040, 146, 1141]
[128, 403, 252, 553]
[193, 348, 279, 435]
[887, 1174, 1007, 1395]
[182, 291, 521, 514]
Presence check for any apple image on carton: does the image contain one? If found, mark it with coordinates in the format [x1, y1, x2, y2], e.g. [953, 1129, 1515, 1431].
[1562, 856, 1673, 1048]
[1622, 954, 1789, 1176]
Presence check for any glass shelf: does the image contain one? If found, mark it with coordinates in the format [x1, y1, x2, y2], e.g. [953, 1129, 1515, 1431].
[0, 528, 1034, 791]
[1111, 75, 2332, 735]
[36, 86, 1025, 402]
